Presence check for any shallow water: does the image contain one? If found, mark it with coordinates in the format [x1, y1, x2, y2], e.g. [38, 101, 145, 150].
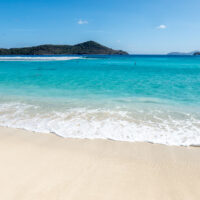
[0, 55, 199, 146]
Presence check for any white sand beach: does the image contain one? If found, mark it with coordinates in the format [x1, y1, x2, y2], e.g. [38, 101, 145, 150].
[0, 127, 200, 200]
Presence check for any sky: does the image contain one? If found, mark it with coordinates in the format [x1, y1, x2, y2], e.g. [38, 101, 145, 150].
[0, 0, 200, 54]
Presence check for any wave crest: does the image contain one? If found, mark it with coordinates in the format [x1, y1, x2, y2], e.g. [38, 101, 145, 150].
[0, 56, 82, 61]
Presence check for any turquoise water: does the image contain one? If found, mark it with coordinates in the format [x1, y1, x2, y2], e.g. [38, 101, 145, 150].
[0, 55, 200, 145]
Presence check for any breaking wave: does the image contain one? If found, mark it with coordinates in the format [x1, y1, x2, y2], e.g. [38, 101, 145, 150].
[0, 102, 199, 146]
[0, 56, 82, 61]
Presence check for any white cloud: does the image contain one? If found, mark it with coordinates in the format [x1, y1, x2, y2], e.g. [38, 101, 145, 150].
[78, 19, 88, 25]
[157, 24, 167, 29]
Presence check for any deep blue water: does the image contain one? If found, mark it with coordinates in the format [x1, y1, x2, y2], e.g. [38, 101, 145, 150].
[0, 55, 199, 145]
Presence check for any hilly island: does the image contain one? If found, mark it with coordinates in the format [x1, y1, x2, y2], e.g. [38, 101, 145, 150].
[0, 41, 128, 55]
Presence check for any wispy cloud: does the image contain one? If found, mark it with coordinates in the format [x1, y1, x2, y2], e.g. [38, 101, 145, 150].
[157, 24, 167, 29]
[78, 19, 88, 25]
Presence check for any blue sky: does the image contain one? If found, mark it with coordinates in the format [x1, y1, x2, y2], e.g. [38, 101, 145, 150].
[0, 0, 200, 54]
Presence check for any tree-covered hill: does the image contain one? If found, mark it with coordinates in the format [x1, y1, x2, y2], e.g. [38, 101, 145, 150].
[0, 41, 128, 55]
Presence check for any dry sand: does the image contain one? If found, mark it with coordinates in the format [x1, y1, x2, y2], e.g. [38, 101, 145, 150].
[0, 126, 200, 200]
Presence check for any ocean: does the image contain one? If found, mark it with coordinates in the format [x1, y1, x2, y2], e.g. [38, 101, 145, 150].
[0, 55, 199, 146]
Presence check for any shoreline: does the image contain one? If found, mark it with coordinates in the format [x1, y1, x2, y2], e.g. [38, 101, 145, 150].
[0, 125, 198, 147]
[0, 126, 200, 199]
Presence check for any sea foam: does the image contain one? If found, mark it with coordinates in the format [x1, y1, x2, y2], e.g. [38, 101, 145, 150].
[0, 56, 82, 61]
[0, 102, 199, 146]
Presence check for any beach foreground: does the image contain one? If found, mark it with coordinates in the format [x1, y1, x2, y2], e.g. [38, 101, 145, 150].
[0, 127, 200, 200]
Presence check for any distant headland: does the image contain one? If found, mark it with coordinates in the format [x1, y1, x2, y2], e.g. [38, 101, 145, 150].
[167, 50, 199, 56]
[0, 41, 128, 55]
[194, 52, 200, 56]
